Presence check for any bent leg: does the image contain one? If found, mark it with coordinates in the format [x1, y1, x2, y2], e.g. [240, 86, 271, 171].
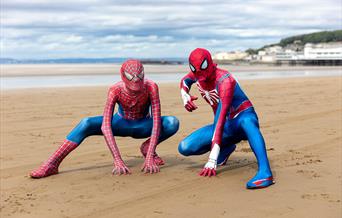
[139, 116, 179, 149]
[121, 115, 179, 141]
[178, 125, 213, 156]
[66, 116, 103, 144]
[159, 116, 180, 142]
[31, 116, 104, 178]
[238, 112, 273, 189]
[32, 114, 179, 178]
[216, 121, 241, 166]
[137, 116, 180, 165]
[217, 144, 236, 166]
[178, 122, 237, 161]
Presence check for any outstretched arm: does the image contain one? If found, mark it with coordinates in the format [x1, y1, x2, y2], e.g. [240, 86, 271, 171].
[199, 76, 236, 177]
[180, 72, 198, 112]
[101, 86, 130, 175]
[142, 82, 161, 173]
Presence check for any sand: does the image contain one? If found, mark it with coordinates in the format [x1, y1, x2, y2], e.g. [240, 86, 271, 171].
[1, 76, 341, 218]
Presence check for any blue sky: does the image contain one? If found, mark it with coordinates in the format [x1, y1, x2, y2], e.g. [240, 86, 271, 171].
[1, 0, 341, 59]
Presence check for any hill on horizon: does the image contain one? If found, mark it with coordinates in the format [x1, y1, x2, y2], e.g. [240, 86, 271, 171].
[246, 30, 342, 54]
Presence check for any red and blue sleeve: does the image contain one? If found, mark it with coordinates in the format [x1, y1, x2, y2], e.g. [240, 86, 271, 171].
[146, 81, 161, 157]
[212, 77, 236, 146]
[180, 72, 197, 92]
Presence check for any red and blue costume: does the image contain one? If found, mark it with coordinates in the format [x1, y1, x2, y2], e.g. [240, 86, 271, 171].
[178, 48, 274, 189]
[31, 60, 179, 178]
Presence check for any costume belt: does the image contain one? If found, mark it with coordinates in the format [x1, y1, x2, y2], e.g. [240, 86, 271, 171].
[228, 100, 253, 119]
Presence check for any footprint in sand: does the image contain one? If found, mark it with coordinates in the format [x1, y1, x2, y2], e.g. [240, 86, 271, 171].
[301, 193, 341, 203]
[296, 169, 321, 178]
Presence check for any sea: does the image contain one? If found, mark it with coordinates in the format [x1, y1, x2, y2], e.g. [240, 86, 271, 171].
[1, 68, 341, 90]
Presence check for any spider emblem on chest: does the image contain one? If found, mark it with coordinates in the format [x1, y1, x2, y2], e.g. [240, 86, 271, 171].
[196, 83, 219, 106]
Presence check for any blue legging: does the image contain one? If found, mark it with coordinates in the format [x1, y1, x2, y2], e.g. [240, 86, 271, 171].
[178, 108, 272, 187]
[66, 114, 179, 145]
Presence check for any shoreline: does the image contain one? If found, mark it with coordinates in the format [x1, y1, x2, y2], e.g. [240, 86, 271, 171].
[2, 75, 342, 92]
[1, 64, 341, 77]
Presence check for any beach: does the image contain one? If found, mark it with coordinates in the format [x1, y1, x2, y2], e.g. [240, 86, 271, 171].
[0, 65, 341, 218]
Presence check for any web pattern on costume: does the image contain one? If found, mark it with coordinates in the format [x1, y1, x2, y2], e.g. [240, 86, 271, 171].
[102, 80, 161, 162]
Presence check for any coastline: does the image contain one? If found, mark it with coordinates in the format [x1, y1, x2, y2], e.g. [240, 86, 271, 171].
[1, 63, 341, 77]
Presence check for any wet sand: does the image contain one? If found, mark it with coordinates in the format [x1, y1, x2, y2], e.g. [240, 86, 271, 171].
[1, 64, 341, 77]
[1, 76, 341, 218]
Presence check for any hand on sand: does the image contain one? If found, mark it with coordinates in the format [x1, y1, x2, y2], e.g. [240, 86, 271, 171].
[199, 159, 217, 177]
[112, 160, 131, 175]
[141, 156, 160, 174]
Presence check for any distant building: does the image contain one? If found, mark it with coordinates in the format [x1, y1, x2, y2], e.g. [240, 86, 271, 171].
[213, 51, 248, 61]
[304, 43, 342, 60]
[217, 42, 341, 64]
[256, 46, 282, 63]
[256, 42, 341, 63]
[275, 50, 303, 61]
[265, 46, 282, 54]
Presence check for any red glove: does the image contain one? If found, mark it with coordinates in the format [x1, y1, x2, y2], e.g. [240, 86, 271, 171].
[199, 143, 220, 177]
[181, 89, 198, 112]
[141, 156, 160, 174]
[199, 159, 217, 177]
[112, 160, 131, 175]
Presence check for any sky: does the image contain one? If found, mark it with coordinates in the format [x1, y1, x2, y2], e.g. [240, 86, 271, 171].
[1, 0, 341, 59]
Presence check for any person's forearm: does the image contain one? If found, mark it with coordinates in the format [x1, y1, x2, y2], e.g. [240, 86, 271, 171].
[101, 122, 123, 162]
[147, 83, 161, 158]
[211, 103, 228, 146]
[102, 88, 123, 163]
[147, 117, 161, 156]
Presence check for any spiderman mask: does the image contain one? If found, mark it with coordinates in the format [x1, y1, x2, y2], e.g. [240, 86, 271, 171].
[120, 59, 145, 92]
[189, 48, 217, 85]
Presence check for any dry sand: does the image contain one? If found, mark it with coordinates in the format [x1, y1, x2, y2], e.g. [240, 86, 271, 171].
[1, 76, 341, 218]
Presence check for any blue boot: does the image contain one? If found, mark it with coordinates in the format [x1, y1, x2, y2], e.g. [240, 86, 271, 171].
[246, 170, 274, 189]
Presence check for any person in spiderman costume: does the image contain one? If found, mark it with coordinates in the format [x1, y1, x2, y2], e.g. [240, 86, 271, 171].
[178, 48, 274, 189]
[30, 59, 179, 178]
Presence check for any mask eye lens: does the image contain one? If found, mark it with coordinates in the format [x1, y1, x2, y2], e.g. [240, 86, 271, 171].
[124, 71, 134, 81]
[200, 59, 208, 70]
[189, 63, 196, 72]
[137, 70, 144, 80]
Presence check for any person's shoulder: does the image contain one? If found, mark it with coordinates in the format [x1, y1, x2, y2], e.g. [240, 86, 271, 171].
[145, 79, 159, 90]
[108, 81, 124, 93]
[216, 67, 230, 76]
[216, 68, 233, 81]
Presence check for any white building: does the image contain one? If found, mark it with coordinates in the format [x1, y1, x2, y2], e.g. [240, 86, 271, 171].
[275, 50, 304, 60]
[304, 43, 342, 60]
[213, 51, 248, 61]
[257, 50, 275, 62]
[265, 45, 283, 53]
[222, 42, 342, 63]
[262, 42, 342, 62]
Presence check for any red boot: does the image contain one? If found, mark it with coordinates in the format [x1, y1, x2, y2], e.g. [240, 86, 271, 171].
[140, 139, 165, 166]
[30, 140, 78, 178]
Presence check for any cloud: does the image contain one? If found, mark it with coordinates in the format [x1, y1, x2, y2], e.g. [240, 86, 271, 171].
[1, 0, 341, 58]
